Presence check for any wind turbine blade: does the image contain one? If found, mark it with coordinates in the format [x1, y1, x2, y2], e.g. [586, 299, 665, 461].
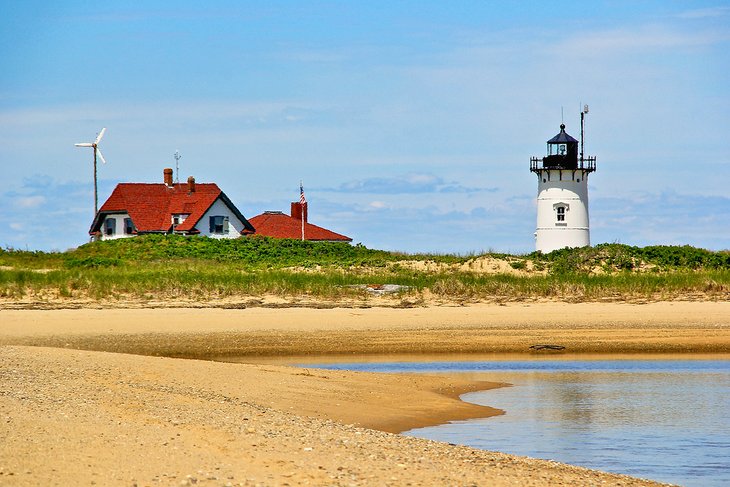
[94, 127, 106, 145]
[96, 148, 107, 164]
[75, 143, 93, 147]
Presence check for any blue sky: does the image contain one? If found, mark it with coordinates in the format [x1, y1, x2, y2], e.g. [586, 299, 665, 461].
[1, 1, 728, 253]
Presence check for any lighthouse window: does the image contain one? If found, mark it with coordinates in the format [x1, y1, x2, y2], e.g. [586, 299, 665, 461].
[556, 207, 565, 222]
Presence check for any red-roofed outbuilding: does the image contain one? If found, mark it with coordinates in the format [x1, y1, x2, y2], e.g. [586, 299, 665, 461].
[89, 168, 254, 240]
[248, 202, 352, 242]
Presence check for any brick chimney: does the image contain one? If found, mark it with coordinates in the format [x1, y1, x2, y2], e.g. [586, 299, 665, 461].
[163, 168, 173, 187]
[290, 202, 308, 223]
[187, 176, 196, 193]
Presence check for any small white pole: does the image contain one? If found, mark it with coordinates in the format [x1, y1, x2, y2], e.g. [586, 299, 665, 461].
[300, 180, 305, 241]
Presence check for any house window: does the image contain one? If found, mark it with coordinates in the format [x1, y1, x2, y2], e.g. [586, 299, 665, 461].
[209, 215, 229, 234]
[556, 206, 566, 222]
[172, 214, 188, 226]
[105, 218, 116, 236]
[124, 218, 135, 235]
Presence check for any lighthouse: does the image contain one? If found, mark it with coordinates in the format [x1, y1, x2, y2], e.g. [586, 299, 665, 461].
[530, 107, 596, 253]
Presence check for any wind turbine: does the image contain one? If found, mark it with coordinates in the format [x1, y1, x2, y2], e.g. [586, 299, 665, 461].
[75, 128, 107, 215]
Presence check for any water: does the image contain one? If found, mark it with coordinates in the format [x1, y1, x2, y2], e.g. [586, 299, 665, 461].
[308, 359, 730, 486]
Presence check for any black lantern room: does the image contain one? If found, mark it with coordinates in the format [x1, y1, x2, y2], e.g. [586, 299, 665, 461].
[530, 116, 596, 175]
[543, 123, 578, 169]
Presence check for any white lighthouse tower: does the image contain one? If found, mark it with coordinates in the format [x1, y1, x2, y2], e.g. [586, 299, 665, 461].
[530, 107, 596, 253]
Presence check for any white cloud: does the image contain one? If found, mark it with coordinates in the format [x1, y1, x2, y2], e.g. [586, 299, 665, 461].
[592, 191, 730, 250]
[327, 173, 495, 194]
[0, 177, 92, 251]
[304, 188, 730, 254]
[549, 24, 728, 58]
[13, 195, 46, 209]
[676, 7, 730, 19]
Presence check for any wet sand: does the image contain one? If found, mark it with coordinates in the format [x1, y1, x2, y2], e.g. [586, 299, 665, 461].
[2, 301, 729, 357]
[3, 301, 726, 485]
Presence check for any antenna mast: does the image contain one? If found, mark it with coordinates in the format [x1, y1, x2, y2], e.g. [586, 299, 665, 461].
[580, 104, 589, 167]
[174, 150, 182, 184]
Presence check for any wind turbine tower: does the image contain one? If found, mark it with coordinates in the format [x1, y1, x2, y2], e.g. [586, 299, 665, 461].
[529, 106, 596, 253]
[75, 128, 108, 215]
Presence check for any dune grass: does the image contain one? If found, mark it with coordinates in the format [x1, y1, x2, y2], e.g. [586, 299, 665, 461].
[0, 236, 728, 305]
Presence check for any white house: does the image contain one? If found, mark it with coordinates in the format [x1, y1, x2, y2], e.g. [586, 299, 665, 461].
[89, 168, 254, 240]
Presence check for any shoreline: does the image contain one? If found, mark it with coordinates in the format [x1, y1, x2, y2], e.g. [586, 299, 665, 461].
[2, 301, 724, 485]
[2, 293, 729, 313]
[0, 345, 669, 486]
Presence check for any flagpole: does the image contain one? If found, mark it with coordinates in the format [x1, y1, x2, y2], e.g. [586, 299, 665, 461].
[300, 181, 305, 241]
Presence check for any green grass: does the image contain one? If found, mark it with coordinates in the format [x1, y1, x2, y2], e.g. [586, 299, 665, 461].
[57, 234, 424, 267]
[0, 236, 728, 304]
[532, 243, 730, 273]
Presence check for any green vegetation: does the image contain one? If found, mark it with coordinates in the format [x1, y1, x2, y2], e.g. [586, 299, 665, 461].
[0, 236, 728, 306]
[532, 243, 730, 274]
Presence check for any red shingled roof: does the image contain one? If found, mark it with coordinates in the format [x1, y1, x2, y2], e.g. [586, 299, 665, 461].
[89, 183, 253, 234]
[248, 211, 352, 242]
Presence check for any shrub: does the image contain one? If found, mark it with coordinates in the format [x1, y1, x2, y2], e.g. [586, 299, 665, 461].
[64, 257, 122, 269]
[509, 260, 527, 270]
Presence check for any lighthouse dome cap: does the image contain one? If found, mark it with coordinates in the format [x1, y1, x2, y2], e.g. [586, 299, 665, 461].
[547, 123, 578, 144]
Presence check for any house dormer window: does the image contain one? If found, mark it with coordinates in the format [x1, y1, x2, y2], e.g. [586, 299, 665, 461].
[172, 214, 189, 226]
[124, 218, 135, 235]
[209, 215, 229, 234]
[105, 218, 116, 236]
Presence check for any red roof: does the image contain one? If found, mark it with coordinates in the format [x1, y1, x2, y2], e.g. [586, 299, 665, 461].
[248, 211, 352, 242]
[90, 183, 253, 234]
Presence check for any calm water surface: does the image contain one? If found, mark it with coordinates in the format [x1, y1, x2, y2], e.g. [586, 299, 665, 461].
[308, 359, 730, 487]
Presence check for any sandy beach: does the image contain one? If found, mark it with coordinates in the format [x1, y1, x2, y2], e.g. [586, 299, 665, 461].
[2, 301, 729, 357]
[2, 301, 728, 485]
